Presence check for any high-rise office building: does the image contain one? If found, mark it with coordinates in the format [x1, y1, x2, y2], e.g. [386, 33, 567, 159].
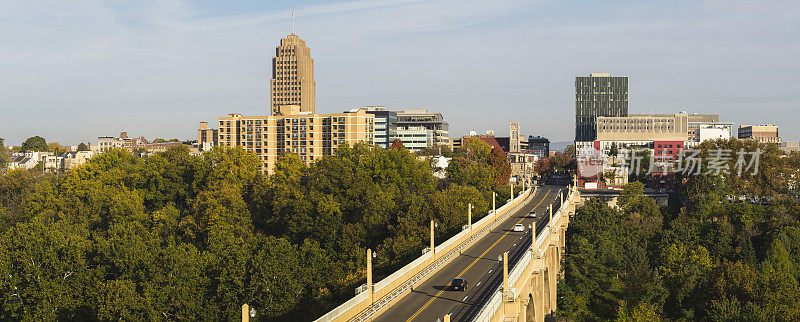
[575, 73, 628, 142]
[270, 33, 315, 116]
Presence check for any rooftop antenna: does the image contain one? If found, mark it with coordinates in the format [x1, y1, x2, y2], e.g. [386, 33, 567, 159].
[291, 10, 295, 34]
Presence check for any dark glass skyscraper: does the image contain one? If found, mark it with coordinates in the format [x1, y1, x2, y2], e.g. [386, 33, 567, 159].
[575, 73, 628, 142]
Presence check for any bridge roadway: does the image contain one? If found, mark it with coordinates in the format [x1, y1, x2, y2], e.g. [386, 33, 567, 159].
[374, 185, 565, 322]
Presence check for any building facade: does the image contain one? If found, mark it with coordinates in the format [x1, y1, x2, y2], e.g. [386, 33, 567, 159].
[217, 107, 374, 173]
[686, 114, 733, 144]
[197, 121, 219, 152]
[596, 113, 689, 142]
[575, 73, 629, 142]
[97, 132, 188, 154]
[527, 136, 550, 159]
[363, 106, 398, 148]
[270, 33, 316, 116]
[738, 124, 781, 145]
[509, 122, 520, 153]
[395, 109, 449, 151]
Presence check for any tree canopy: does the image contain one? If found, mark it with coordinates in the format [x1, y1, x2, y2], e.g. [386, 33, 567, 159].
[20, 136, 49, 152]
[560, 139, 800, 321]
[0, 142, 516, 320]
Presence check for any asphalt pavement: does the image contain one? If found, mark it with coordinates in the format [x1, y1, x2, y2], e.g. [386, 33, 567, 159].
[374, 185, 565, 322]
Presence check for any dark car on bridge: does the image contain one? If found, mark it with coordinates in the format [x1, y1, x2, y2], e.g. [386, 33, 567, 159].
[450, 278, 467, 291]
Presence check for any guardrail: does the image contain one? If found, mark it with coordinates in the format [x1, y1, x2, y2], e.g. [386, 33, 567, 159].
[316, 187, 536, 322]
[472, 188, 575, 321]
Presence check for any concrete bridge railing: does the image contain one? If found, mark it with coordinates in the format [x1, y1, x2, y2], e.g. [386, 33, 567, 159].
[317, 186, 536, 322]
[472, 184, 578, 322]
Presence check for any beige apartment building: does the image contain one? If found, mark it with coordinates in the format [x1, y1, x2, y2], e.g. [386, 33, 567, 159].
[596, 113, 689, 142]
[217, 105, 374, 173]
[270, 33, 315, 116]
[738, 124, 781, 145]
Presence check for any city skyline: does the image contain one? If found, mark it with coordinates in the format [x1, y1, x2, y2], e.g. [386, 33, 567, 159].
[2, 0, 799, 145]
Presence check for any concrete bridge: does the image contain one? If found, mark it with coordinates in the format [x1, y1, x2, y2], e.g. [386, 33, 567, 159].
[471, 184, 578, 322]
[314, 179, 579, 322]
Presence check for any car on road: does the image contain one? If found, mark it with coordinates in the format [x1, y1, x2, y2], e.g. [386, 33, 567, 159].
[529, 210, 537, 218]
[513, 224, 524, 232]
[451, 278, 467, 291]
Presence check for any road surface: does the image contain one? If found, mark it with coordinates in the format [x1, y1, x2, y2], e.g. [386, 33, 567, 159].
[374, 185, 566, 322]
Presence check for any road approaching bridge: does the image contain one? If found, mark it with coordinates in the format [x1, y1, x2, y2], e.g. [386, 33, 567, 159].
[374, 185, 565, 322]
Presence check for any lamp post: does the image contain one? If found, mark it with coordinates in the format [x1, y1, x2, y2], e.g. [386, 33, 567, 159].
[430, 220, 438, 260]
[367, 248, 375, 304]
[503, 252, 509, 292]
[531, 222, 537, 255]
[493, 192, 497, 221]
[468, 203, 473, 232]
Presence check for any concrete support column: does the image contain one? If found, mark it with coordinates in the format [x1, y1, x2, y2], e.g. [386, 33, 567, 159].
[542, 254, 552, 314]
[532, 270, 545, 322]
[547, 248, 557, 314]
[242, 304, 249, 322]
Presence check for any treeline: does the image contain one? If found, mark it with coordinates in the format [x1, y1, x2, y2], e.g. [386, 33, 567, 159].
[0, 138, 512, 320]
[560, 139, 800, 321]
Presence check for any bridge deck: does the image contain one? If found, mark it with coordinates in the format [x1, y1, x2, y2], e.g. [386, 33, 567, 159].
[374, 185, 564, 322]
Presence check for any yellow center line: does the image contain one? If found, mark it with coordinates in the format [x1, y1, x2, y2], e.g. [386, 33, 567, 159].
[404, 189, 552, 322]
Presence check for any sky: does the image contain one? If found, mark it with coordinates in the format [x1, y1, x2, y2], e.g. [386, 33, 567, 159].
[1, 0, 799, 146]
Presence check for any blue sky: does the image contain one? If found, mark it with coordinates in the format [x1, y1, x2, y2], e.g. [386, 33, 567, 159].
[1, 0, 798, 146]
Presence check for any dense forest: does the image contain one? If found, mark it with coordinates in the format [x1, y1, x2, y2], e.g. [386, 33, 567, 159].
[0, 138, 514, 320]
[560, 139, 800, 321]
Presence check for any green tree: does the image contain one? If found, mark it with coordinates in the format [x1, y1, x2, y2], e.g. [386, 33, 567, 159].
[20, 136, 49, 152]
[77, 143, 89, 151]
[0, 137, 8, 169]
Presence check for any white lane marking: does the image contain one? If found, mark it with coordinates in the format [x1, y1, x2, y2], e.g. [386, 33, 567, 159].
[476, 281, 482, 287]
[463, 296, 469, 301]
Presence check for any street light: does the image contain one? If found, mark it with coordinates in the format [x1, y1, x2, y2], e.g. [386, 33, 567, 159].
[250, 308, 256, 318]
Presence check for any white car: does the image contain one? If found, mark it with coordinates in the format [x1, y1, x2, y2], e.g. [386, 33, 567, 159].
[529, 210, 537, 218]
[513, 224, 524, 232]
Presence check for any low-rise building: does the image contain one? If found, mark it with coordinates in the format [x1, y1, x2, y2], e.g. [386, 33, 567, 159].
[97, 132, 188, 154]
[527, 136, 550, 159]
[738, 124, 781, 145]
[197, 122, 218, 152]
[781, 142, 800, 154]
[363, 106, 398, 149]
[8, 152, 43, 170]
[396, 109, 449, 151]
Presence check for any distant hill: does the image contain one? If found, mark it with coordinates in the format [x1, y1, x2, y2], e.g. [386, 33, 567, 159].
[549, 141, 573, 154]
